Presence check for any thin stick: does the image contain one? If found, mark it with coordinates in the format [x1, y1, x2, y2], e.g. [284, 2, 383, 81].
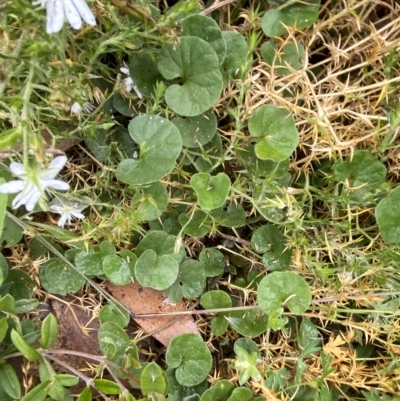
[200, 0, 238, 15]
[132, 291, 400, 317]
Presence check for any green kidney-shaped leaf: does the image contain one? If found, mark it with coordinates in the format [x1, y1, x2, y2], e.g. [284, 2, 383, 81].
[172, 109, 217, 148]
[141, 362, 167, 395]
[226, 309, 269, 337]
[248, 105, 299, 162]
[0, 269, 34, 301]
[178, 210, 213, 237]
[333, 150, 386, 200]
[75, 251, 104, 276]
[98, 303, 130, 328]
[98, 322, 129, 358]
[165, 260, 206, 303]
[258, 272, 311, 315]
[261, 40, 305, 75]
[199, 380, 234, 401]
[0, 215, 23, 248]
[116, 115, 182, 185]
[135, 249, 179, 290]
[251, 224, 292, 271]
[136, 230, 185, 263]
[200, 290, 231, 336]
[210, 203, 246, 228]
[191, 172, 231, 210]
[103, 255, 132, 285]
[227, 387, 253, 401]
[133, 181, 168, 221]
[376, 187, 400, 245]
[262, 0, 321, 37]
[158, 36, 223, 116]
[182, 15, 227, 65]
[166, 333, 212, 386]
[221, 30, 249, 80]
[129, 51, 163, 98]
[41, 259, 85, 296]
[199, 248, 225, 277]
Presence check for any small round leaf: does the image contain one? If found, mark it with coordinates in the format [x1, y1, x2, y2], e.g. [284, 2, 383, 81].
[158, 37, 223, 116]
[191, 172, 231, 210]
[257, 272, 311, 315]
[261, 40, 305, 75]
[178, 211, 213, 237]
[172, 110, 217, 148]
[116, 115, 182, 185]
[221, 31, 249, 79]
[182, 15, 227, 65]
[135, 249, 179, 290]
[166, 333, 212, 386]
[103, 255, 132, 285]
[262, 0, 321, 37]
[376, 187, 400, 245]
[248, 105, 299, 162]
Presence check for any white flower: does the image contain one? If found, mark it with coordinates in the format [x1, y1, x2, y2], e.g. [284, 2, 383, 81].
[32, 0, 96, 34]
[0, 156, 70, 212]
[70, 101, 95, 115]
[120, 65, 143, 99]
[70, 101, 82, 114]
[49, 195, 90, 227]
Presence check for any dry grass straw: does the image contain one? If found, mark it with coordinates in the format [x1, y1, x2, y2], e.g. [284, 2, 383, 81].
[211, 0, 400, 398]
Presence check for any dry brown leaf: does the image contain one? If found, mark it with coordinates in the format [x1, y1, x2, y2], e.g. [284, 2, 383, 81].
[106, 281, 200, 347]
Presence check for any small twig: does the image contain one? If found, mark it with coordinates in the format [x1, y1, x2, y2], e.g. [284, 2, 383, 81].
[43, 350, 141, 385]
[200, 0, 238, 15]
[43, 354, 109, 401]
[132, 291, 400, 318]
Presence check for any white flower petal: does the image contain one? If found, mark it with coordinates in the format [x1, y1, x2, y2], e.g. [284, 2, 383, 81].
[12, 182, 40, 210]
[46, 0, 65, 34]
[40, 156, 67, 180]
[48, 155, 67, 170]
[0, 180, 26, 194]
[71, 211, 85, 219]
[9, 162, 26, 177]
[132, 83, 143, 99]
[63, 0, 82, 30]
[120, 67, 129, 75]
[71, 101, 82, 114]
[45, 179, 70, 191]
[25, 190, 43, 212]
[71, 0, 96, 25]
[124, 77, 133, 92]
[57, 213, 69, 227]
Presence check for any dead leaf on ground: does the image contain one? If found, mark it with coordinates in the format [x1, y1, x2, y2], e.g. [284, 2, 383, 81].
[106, 281, 200, 347]
[50, 295, 102, 391]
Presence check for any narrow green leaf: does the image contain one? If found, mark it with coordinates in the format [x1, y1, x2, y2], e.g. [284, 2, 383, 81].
[0, 315, 9, 342]
[77, 387, 92, 401]
[93, 379, 121, 395]
[0, 294, 15, 313]
[20, 380, 51, 401]
[0, 361, 21, 399]
[41, 313, 59, 349]
[54, 374, 79, 387]
[15, 299, 40, 314]
[10, 329, 41, 361]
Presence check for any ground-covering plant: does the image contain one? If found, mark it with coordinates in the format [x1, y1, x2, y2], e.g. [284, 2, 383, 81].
[1, 0, 400, 400]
